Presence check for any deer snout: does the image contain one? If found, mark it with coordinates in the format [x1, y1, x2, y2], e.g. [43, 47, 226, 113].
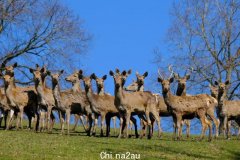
[115, 83, 120, 89]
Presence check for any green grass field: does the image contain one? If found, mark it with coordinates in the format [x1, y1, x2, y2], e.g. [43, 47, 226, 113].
[0, 123, 239, 160]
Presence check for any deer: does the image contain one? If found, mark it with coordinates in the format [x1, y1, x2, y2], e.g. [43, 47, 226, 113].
[109, 69, 161, 139]
[0, 88, 11, 129]
[214, 80, 240, 139]
[65, 70, 92, 132]
[29, 65, 58, 132]
[157, 69, 215, 141]
[172, 67, 220, 138]
[92, 74, 117, 136]
[80, 71, 139, 137]
[49, 70, 95, 135]
[3, 63, 39, 131]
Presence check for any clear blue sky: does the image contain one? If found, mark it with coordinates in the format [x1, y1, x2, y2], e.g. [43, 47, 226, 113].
[63, 0, 173, 94]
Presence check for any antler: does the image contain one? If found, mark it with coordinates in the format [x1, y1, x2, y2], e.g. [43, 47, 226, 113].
[158, 69, 164, 79]
[168, 65, 174, 79]
[184, 67, 194, 76]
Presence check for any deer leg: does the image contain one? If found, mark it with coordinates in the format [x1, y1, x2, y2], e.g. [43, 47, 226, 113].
[60, 111, 65, 135]
[19, 107, 24, 130]
[227, 120, 231, 139]
[92, 114, 98, 136]
[185, 120, 191, 138]
[6, 109, 14, 130]
[152, 112, 161, 138]
[172, 116, 177, 140]
[105, 114, 111, 137]
[205, 117, 212, 141]
[207, 109, 220, 138]
[100, 114, 105, 137]
[223, 116, 228, 139]
[118, 115, 124, 138]
[125, 112, 131, 138]
[66, 110, 71, 135]
[199, 114, 208, 141]
[112, 116, 116, 136]
[130, 116, 139, 138]
[72, 114, 79, 132]
[176, 114, 182, 140]
[87, 114, 93, 136]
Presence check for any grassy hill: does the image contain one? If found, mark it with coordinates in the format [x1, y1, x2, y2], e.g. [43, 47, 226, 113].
[0, 124, 239, 160]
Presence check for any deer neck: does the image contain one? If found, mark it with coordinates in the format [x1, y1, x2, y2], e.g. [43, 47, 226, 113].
[138, 85, 144, 92]
[52, 82, 63, 109]
[97, 86, 104, 95]
[85, 85, 99, 113]
[35, 80, 46, 105]
[217, 90, 226, 109]
[5, 79, 17, 107]
[162, 89, 173, 106]
[72, 80, 81, 93]
[176, 86, 186, 96]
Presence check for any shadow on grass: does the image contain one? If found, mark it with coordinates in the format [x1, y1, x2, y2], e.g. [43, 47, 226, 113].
[223, 148, 240, 160]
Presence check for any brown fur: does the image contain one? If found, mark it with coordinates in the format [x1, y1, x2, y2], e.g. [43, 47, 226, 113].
[110, 70, 161, 139]
[158, 76, 213, 141]
[215, 81, 240, 138]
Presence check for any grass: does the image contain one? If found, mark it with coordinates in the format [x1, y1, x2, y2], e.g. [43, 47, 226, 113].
[0, 122, 240, 160]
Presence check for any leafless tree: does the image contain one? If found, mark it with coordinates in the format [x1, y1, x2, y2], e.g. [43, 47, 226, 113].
[156, 0, 240, 99]
[0, 0, 90, 83]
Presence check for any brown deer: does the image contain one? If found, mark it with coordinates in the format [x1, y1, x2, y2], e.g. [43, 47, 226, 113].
[0, 88, 11, 129]
[157, 71, 213, 141]
[110, 69, 161, 139]
[29, 65, 57, 132]
[3, 63, 39, 130]
[214, 81, 240, 139]
[49, 70, 94, 135]
[173, 69, 193, 138]
[173, 68, 220, 138]
[65, 70, 92, 132]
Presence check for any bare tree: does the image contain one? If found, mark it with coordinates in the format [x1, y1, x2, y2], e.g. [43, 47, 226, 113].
[0, 0, 90, 83]
[156, 0, 240, 99]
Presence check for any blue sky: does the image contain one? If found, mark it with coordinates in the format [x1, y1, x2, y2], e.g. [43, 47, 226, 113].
[63, 0, 173, 94]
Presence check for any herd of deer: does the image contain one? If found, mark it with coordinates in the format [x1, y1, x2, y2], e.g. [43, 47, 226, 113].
[0, 63, 240, 142]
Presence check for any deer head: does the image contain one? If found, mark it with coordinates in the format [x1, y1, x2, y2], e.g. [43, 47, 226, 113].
[173, 67, 193, 89]
[78, 70, 93, 92]
[91, 74, 107, 91]
[3, 74, 13, 87]
[110, 69, 130, 90]
[29, 68, 41, 85]
[214, 80, 230, 95]
[157, 66, 174, 93]
[113, 68, 131, 87]
[124, 80, 138, 91]
[136, 71, 148, 86]
[65, 70, 81, 84]
[4, 62, 17, 77]
[48, 70, 64, 85]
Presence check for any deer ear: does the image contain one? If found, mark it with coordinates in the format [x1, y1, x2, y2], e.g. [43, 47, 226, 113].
[186, 74, 190, 80]
[60, 70, 64, 74]
[29, 68, 34, 73]
[36, 64, 39, 68]
[122, 70, 127, 76]
[214, 81, 219, 86]
[91, 73, 96, 80]
[143, 72, 148, 78]
[157, 77, 163, 83]
[115, 68, 120, 74]
[225, 80, 230, 85]
[169, 77, 174, 83]
[127, 69, 132, 75]
[40, 67, 45, 73]
[136, 71, 139, 76]
[47, 71, 51, 76]
[13, 62, 18, 68]
[102, 75, 107, 80]
[109, 70, 114, 76]
[79, 69, 83, 75]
